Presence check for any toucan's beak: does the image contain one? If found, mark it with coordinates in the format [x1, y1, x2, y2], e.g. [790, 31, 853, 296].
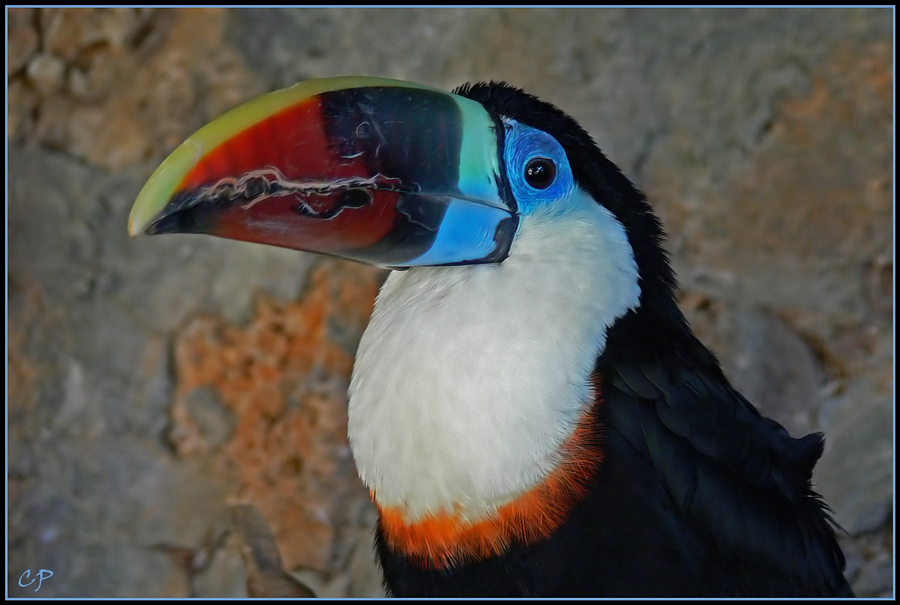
[129, 76, 517, 267]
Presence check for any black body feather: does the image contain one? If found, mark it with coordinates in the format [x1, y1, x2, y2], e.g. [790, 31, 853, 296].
[375, 83, 852, 597]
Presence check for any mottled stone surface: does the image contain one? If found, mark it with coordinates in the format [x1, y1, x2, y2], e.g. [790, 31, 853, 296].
[8, 7, 892, 598]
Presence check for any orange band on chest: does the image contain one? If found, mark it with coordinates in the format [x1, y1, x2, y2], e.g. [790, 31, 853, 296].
[376, 375, 605, 569]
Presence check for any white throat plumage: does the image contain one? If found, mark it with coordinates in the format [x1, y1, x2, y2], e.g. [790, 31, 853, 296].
[348, 188, 640, 522]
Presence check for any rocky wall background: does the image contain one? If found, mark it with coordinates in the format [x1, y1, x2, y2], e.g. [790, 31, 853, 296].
[8, 7, 893, 597]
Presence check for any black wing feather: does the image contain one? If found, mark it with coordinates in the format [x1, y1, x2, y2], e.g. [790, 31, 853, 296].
[603, 353, 851, 596]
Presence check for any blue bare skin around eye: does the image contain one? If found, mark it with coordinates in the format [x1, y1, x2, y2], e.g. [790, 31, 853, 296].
[503, 120, 575, 215]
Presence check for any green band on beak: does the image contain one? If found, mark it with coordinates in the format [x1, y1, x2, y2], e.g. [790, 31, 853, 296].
[129, 76, 517, 268]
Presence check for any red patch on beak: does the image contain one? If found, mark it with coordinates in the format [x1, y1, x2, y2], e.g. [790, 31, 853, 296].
[170, 98, 404, 253]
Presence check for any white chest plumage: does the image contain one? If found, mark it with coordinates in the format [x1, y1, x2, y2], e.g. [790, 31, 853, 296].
[348, 189, 641, 522]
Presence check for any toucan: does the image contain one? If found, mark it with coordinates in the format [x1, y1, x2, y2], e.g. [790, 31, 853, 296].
[129, 77, 853, 597]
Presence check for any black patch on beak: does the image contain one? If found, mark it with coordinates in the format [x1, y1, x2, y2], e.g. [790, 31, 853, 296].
[320, 87, 465, 195]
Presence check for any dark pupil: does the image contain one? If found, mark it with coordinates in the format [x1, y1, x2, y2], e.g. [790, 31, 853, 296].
[524, 158, 556, 189]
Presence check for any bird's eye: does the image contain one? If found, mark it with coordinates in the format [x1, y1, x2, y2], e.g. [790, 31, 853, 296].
[503, 120, 573, 213]
[524, 158, 556, 190]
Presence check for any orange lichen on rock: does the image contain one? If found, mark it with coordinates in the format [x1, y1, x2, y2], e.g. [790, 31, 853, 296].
[171, 259, 383, 570]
